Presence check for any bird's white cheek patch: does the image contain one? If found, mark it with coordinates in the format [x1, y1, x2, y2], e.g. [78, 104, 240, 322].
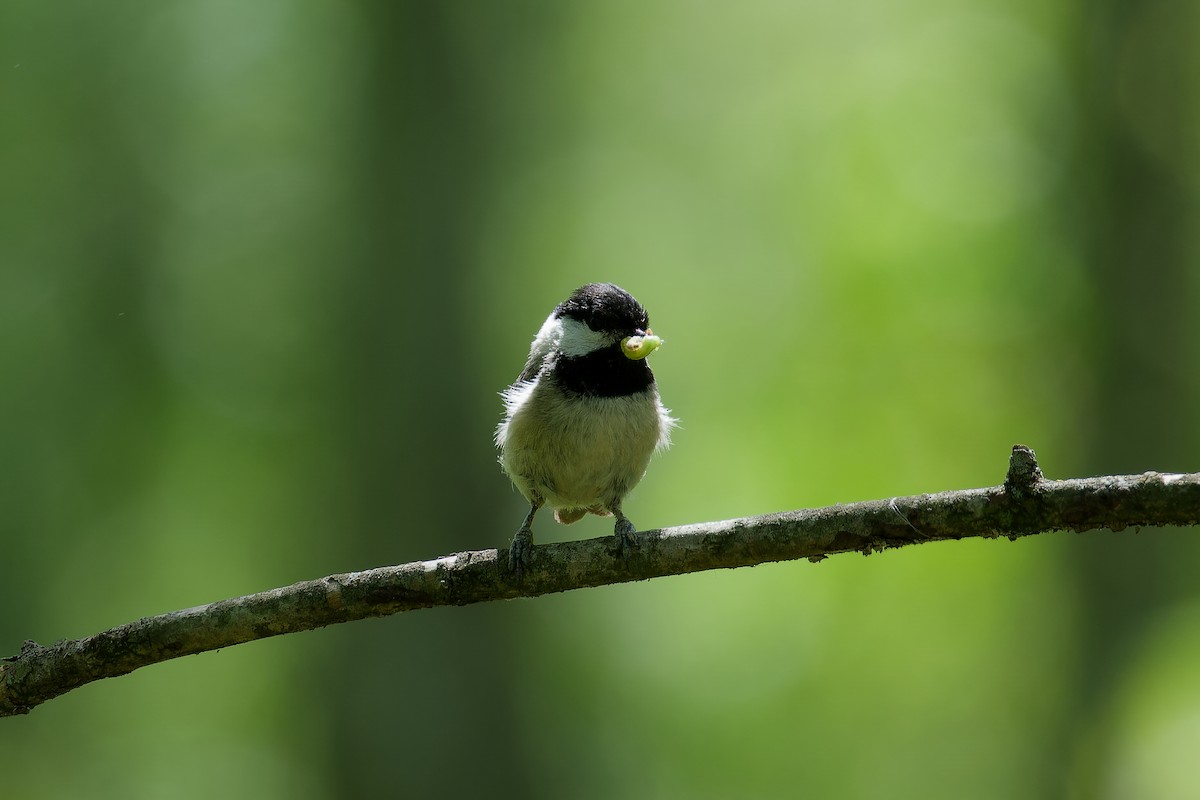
[558, 317, 613, 357]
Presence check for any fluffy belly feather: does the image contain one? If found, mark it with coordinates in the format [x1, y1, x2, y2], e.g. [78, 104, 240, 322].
[497, 379, 670, 512]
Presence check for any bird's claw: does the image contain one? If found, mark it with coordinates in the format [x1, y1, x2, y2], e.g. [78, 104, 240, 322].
[614, 517, 639, 556]
[509, 528, 533, 578]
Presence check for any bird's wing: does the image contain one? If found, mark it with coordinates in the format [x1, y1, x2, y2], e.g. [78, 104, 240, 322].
[513, 313, 559, 384]
[515, 341, 551, 384]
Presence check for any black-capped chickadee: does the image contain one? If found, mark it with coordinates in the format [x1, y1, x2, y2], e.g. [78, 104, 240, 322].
[496, 283, 676, 575]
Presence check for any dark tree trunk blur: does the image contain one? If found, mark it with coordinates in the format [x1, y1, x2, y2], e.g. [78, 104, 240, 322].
[326, 3, 529, 795]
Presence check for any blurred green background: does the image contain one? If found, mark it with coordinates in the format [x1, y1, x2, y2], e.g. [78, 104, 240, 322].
[3, 0, 1199, 797]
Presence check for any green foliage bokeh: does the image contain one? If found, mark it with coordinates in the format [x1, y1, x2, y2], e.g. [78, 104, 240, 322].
[2, 1, 1198, 797]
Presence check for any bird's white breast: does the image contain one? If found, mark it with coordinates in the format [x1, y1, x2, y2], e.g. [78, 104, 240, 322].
[497, 376, 673, 511]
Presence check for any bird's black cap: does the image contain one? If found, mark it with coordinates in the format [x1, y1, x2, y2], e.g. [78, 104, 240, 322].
[555, 283, 650, 335]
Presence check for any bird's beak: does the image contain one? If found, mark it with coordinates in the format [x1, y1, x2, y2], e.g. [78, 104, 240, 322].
[621, 328, 663, 360]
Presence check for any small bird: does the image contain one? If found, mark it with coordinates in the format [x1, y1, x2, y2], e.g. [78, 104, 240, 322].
[496, 283, 676, 575]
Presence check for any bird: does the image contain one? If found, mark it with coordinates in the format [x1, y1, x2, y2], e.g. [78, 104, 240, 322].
[496, 283, 676, 576]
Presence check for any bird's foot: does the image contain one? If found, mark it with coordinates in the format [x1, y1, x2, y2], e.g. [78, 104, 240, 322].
[614, 516, 639, 556]
[509, 527, 533, 578]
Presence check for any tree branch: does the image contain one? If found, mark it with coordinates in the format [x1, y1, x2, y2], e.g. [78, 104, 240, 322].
[3, 445, 1198, 717]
